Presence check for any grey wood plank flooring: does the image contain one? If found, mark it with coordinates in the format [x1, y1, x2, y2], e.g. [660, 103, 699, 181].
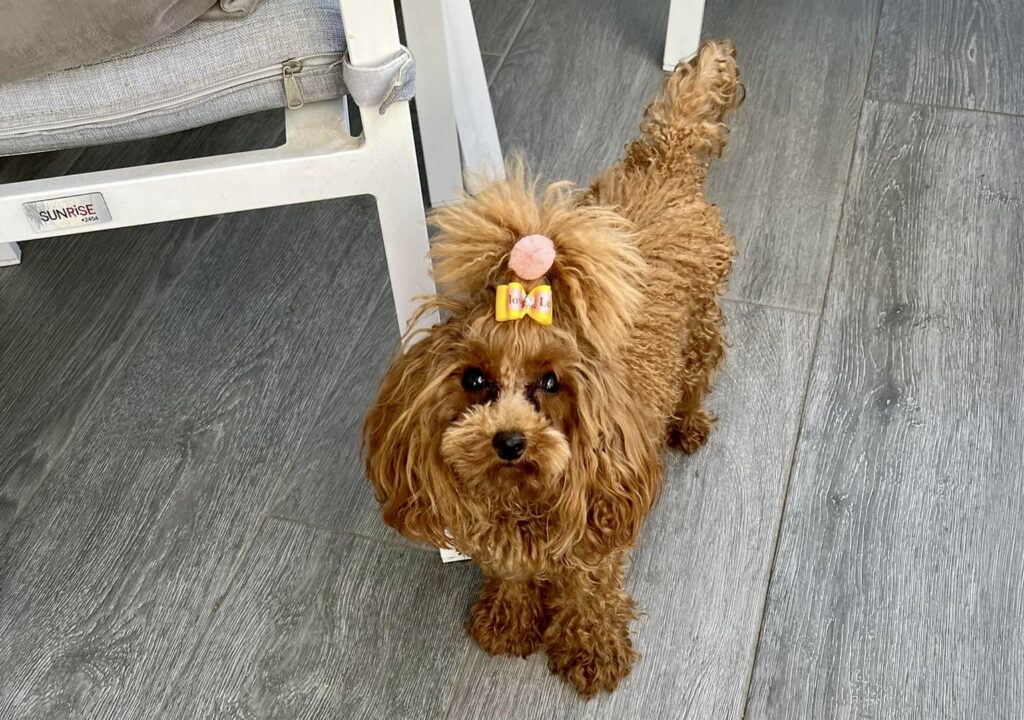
[486, 0, 668, 185]
[481, 52, 502, 84]
[0, 148, 84, 184]
[745, 101, 1024, 719]
[485, 0, 881, 311]
[0, 220, 211, 539]
[160, 518, 478, 719]
[0, 112, 285, 542]
[868, 0, 1024, 115]
[469, 0, 535, 56]
[702, 0, 882, 310]
[269, 267, 406, 543]
[446, 302, 815, 720]
[0, 196, 392, 719]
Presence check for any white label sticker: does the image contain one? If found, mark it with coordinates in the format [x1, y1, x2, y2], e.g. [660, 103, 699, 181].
[440, 529, 471, 563]
[439, 546, 471, 563]
[24, 193, 112, 232]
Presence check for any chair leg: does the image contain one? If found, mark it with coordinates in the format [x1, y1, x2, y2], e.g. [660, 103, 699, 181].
[340, 0, 438, 335]
[400, 0, 465, 207]
[663, 0, 706, 71]
[370, 103, 439, 336]
[375, 181, 438, 336]
[442, 0, 504, 187]
[0, 242, 21, 266]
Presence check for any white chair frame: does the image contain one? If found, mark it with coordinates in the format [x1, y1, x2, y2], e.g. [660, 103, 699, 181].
[0, 0, 503, 338]
[663, 0, 707, 70]
[401, 0, 504, 204]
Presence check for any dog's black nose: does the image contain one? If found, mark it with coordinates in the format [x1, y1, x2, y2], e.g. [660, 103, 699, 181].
[492, 431, 527, 461]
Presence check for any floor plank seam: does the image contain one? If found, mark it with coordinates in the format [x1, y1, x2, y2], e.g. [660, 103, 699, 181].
[722, 296, 818, 317]
[487, 0, 537, 89]
[863, 93, 1024, 121]
[265, 513, 438, 555]
[0, 222, 219, 551]
[736, 323, 821, 720]
[482, 52, 502, 85]
[738, 2, 886, 715]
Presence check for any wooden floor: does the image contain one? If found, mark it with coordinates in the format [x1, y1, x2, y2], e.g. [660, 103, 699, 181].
[1, 1, 1021, 717]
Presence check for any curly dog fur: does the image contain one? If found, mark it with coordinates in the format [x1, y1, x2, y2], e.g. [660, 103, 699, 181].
[364, 41, 741, 697]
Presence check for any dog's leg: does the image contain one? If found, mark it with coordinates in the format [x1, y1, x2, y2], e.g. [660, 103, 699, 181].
[543, 557, 637, 697]
[668, 386, 715, 454]
[467, 574, 546, 657]
[668, 292, 726, 454]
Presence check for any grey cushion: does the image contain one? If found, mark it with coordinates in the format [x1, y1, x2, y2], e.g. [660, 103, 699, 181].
[0, 0, 218, 83]
[0, 0, 346, 156]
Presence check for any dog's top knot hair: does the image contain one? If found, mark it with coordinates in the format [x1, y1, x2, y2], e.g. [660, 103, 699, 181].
[426, 159, 646, 358]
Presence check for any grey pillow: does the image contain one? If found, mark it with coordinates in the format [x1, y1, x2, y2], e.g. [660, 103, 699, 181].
[0, 0, 262, 82]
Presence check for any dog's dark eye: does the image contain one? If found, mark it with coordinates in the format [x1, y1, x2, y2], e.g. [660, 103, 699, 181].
[461, 367, 489, 392]
[538, 371, 560, 394]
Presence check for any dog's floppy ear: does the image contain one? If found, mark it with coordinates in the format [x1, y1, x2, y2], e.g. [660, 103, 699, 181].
[429, 161, 646, 358]
[568, 364, 663, 558]
[363, 319, 457, 548]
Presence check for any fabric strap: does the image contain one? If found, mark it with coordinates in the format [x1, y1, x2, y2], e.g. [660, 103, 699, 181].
[200, 0, 266, 20]
[342, 47, 416, 114]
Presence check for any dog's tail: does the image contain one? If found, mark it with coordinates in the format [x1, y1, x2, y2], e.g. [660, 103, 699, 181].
[640, 40, 742, 164]
[592, 40, 741, 201]
[588, 39, 741, 222]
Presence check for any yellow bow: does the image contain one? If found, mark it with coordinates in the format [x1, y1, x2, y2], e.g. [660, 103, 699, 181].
[495, 282, 553, 326]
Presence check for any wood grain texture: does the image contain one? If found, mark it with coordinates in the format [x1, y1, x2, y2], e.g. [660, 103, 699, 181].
[481, 52, 503, 84]
[161, 518, 479, 719]
[446, 302, 815, 720]
[0, 196, 393, 719]
[486, 0, 881, 311]
[746, 101, 1024, 719]
[469, 0, 534, 55]
[269, 271, 407, 544]
[0, 112, 285, 542]
[868, 0, 1024, 115]
[701, 0, 882, 310]
[0, 219, 213, 540]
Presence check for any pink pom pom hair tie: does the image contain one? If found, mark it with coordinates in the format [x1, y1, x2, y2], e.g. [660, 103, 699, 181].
[508, 234, 556, 280]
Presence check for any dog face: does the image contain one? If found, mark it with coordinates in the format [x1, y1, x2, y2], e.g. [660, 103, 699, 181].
[438, 326, 576, 517]
[364, 169, 662, 577]
[421, 314, 587, 573]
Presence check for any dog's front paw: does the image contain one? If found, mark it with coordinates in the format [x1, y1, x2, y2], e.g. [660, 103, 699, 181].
[668, 408, 715, 454]
[545, 627, 637, 697]
[467, 579, 545, 658]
